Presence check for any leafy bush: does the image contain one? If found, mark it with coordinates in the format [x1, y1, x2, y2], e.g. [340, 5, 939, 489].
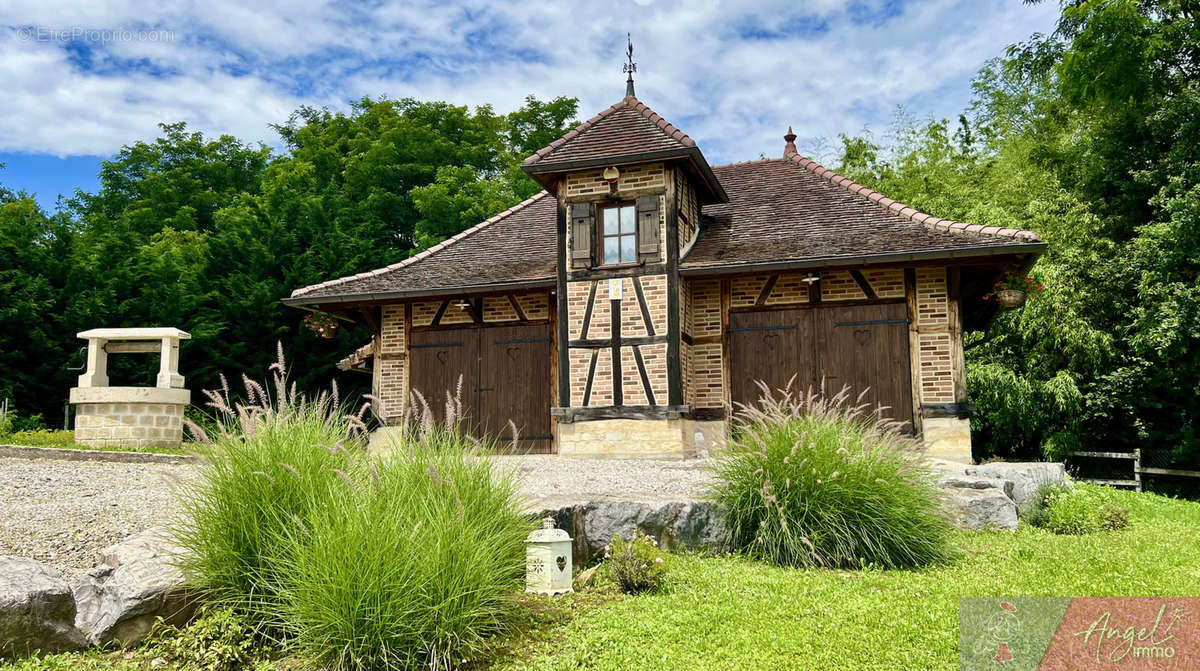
[711, 383, 954, 569]
[145, 606, 258, 671]
[172, 350, 368, 613]
[605, 530, 668, 594]
[266, 427, 533, 671]
[1032, 483, 1131, 535]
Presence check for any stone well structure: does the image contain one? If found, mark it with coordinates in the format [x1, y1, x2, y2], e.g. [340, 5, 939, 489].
[68, 328, 191, 449]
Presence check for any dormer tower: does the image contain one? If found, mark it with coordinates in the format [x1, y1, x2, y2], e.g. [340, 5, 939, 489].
[522, 81, 727, 456]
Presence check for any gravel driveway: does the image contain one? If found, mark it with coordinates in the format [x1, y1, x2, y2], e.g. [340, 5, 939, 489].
[0, 453, 714, 579]
[0, 456, 188, 579]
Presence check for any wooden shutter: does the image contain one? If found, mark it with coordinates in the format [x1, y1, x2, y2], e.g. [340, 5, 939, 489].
[570, 204, 593, 267]
[636, 196, 660, 258]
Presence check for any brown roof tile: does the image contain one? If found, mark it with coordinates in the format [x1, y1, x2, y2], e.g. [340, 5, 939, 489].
[523, 95, 695, 169]
[681, 157, 1043, 270]
[289, 191, 557, 302]
[288, 155, 1044, 304]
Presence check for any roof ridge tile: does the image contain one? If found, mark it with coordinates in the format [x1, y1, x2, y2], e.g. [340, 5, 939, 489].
[782, 151, 1042, 242]
[289, 191, 551, 298]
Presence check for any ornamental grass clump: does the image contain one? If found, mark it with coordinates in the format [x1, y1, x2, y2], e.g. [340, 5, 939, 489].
[711, 382, 954, 569]
[172, 346, 369, 614]
[266, 430, 533, 671]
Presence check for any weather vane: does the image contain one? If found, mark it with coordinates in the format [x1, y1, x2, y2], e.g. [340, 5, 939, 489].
[624, 33, 637, 97]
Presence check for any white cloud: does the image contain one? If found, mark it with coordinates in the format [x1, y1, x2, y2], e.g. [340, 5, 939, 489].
[0, 0, 1060, 161]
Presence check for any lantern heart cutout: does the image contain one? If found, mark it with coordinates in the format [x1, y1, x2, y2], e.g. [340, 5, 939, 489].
[436, 350, 448, 364]
[556, 556, 567, 572]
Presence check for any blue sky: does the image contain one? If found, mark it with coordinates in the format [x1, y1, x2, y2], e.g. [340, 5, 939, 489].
[0, 1, 1060, 211]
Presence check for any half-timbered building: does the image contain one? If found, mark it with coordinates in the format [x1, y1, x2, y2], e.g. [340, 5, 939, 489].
[286, 85, 1045, 464]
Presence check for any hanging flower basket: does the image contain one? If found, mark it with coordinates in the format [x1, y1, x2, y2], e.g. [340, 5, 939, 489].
[304, 312, 338, 339]
[984, 272, 1044, 308]
[995, 289, 1026, 307]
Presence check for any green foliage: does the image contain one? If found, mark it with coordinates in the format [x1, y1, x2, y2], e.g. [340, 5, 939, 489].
[173, 352, 531, 671]
[267, 429, 533, 671]
[835, 1, 1200, 463]
[604, 530, 668, 594]
[171, 354, 366, 613]
[498, 487, 1200, 671]
[0, 429, 75, 448]
[145, 606, 259, 671]
[710, 384, 954, 569]
[1031, 483, 1132, 535]
[1, 94, 576, 432]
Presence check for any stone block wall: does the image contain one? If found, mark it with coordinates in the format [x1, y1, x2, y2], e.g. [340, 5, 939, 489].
[74, 402, 185, 448]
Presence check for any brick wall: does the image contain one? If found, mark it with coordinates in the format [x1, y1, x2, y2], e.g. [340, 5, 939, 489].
[679, 177, 700, 251]
[377, 305, 407, 420]
[685, 278, 724, 409]
[864, 268, 905, 298]
[820, 270, 866, 301]
[915, 267, 955, 403]
[563, 162, 665, 198]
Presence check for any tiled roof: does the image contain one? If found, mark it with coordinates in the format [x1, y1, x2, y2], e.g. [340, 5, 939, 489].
[288, 154, 1043, 304]
[523, 95, 695, 169]
[288, 191, 556, 302]
[681, 157, 1042, 270]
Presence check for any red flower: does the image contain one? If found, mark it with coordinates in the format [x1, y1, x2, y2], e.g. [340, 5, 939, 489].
[1025, 277, 1033, 283]
[983, 295, 990, 300]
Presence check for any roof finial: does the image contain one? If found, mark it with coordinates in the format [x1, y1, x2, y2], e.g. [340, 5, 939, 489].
[783, 126, 798, 156]
[623, 33, 637, 98]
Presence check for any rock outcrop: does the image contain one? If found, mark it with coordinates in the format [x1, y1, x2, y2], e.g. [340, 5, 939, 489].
[0, 557, 86, 655]
[72, 529, 195, 646]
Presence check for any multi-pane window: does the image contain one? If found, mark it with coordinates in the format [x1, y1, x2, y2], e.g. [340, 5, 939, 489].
[600, 203, 637, 264]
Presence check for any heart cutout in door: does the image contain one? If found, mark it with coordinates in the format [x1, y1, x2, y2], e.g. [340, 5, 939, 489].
[854, 329, 871, 345]
[507, 346, 520, 360]
[763, 333, 780, 351]
[436, 350, 449, 364]
[556, 556, 567, 572]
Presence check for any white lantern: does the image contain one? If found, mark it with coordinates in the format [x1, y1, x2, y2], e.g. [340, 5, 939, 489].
[525, 517, 573, 595]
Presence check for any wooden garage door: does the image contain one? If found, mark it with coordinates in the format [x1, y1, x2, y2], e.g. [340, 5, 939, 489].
[409, 323, 552, 454]
[729, 303, 913, 428]
[814, 303, 913, 427]
[729, 309, 814, 409]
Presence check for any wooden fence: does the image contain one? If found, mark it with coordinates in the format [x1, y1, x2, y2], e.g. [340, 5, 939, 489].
[1068, 449, 1200, 492]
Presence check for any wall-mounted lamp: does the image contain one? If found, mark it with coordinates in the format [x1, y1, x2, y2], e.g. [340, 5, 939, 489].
[802, 274, 821, 285]
[602, 166, 620, 183]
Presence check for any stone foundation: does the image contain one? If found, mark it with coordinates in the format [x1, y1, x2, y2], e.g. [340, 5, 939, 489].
[921, 416, 973, 464]
[556, 417, 727, 458]
[69, 387, 189, 449]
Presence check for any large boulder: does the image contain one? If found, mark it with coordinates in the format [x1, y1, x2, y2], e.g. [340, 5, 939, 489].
[940, 486, 1019, 531]
[966, 462, 1067, 509]
[73, 529, 195, 646]
[540, 500, 729, 565]
[0, 557, 87, 655]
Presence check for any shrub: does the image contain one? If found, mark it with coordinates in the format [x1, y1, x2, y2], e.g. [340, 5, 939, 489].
[172, 348, 368, 613]
[711, 383, 954, 569]
[1034, 483, 1131, 535]
[265, 428, 533, 671]
[145, 606, 258, 671]
[605, 530, 668, 594]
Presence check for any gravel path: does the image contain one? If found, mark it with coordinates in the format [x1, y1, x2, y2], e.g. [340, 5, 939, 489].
[0, 452, 714, 579]
[0, 456, 188, 579]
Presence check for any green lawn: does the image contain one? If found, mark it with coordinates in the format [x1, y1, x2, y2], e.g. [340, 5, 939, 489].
[5, 487, 1198, 671]
[489, 486, 1200, 671]
[0, 430, 190, 455]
